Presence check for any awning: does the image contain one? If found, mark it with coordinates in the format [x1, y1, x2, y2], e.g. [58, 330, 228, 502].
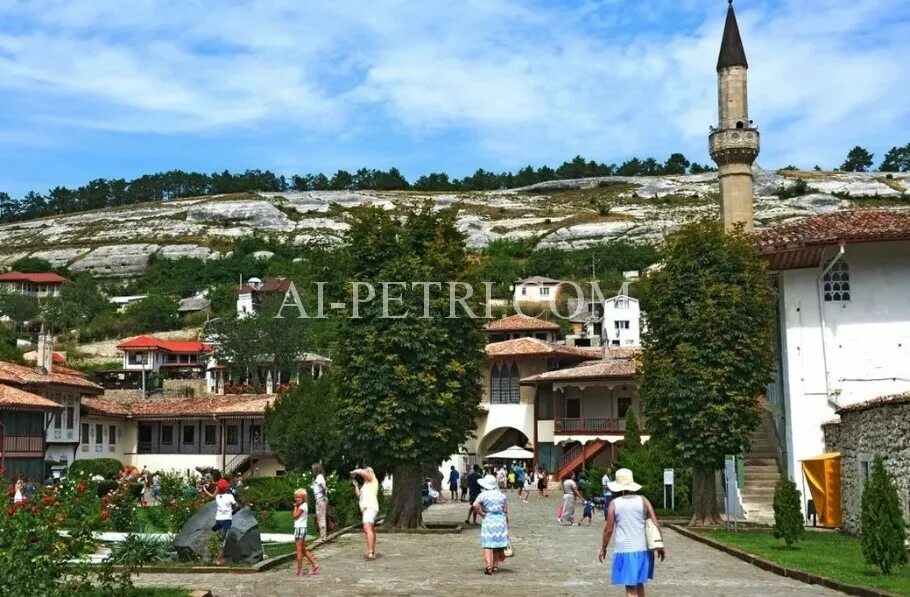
[485, 446, 534, 460]
[801, 452, 842, 528]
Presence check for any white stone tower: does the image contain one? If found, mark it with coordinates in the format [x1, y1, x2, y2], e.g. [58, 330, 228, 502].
[709, 0, 759, 232]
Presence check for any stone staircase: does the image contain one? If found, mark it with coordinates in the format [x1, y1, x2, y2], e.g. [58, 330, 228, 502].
[740, 415, 781, 524]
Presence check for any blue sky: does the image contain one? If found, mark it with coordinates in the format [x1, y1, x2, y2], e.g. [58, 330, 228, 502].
[0, 0, 908, 195]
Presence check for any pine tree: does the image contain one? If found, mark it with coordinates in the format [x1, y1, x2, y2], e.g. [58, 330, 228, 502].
[624, 409, 643, 450]
[861, 456, 908, 574]
[772, 478, 804, 548]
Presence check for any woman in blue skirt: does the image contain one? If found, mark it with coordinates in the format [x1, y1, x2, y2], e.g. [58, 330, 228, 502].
[597, 469, 666, 596]
[473, 474, 510, 575]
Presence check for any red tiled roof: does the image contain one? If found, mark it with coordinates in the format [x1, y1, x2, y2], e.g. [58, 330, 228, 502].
[237, 277, 292, 294]
[520, 358, 638, 384]
[23, 350, 66, 364]
[758, 209, 910, 270]
[117, 335, 211, 353]
[485, 338, 600, 360]
[80, 395, 275, 420]
[835, 391, 910, 415]
[0, 271, 68, 284]
[0, 383, 64, 411]
[484, 314, 560, 332]
[0, 361, 102, 392]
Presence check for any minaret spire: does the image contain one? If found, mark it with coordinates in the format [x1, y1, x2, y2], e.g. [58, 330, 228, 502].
[709, 0, 760, 232]
[717, 0, 748, 70]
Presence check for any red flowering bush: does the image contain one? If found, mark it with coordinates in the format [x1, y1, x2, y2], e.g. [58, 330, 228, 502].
[0, 477, 132, 594]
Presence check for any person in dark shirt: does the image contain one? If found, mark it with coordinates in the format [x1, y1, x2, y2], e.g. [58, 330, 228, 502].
[448, 466, 460, 502]
[464, 464, 482, 526]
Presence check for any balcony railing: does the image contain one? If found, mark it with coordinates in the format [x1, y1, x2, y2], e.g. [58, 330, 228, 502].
[554, 417, 628, 434]
[137, 440, 272, 456]
[0, 435, 44, 453]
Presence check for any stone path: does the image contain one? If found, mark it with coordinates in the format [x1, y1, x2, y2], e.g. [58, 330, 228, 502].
[134, 493, 841, 596]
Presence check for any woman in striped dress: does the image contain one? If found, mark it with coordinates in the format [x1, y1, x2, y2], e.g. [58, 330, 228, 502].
[473, 474, 510, 575]
[598, 468, 666, 596]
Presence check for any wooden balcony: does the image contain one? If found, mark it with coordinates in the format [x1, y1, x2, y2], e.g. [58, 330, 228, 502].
[554, 417, 628, 434]
[0, 435, 45, 455]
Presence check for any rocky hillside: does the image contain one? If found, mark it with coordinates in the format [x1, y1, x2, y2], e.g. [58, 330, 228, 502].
[1, 168, 907, 278]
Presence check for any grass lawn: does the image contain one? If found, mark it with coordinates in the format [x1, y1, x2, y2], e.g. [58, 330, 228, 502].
[263, 542, 297, 558]
[703, 529, 910, 596]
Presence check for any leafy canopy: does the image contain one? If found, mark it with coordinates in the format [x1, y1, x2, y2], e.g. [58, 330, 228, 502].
[640, 220, 775, 470]
[333, 204, 486, 470]
[841, 146, 874, 172]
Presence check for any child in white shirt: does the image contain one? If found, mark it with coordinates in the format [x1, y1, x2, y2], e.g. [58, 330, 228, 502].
[293, 488, 319, 576]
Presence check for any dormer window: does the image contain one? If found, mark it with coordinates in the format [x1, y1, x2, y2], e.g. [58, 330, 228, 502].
[823, 260, 851, 302]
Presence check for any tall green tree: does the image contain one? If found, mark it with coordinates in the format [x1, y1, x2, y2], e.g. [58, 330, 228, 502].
[640, 220, 775, 525]
[0, 289, 40, 328]
[45, 272, 110, 332]
[124, 294, 180, 333]
[264, 374, 343, 472]
[841, 146, 874, 172]
[880, 143, 910, 173]
[334, 204, 485, 528]
[861, 456, 908, 574]
[623, 409, 643, 450]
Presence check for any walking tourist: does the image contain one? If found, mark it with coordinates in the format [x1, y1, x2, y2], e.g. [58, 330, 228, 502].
[602, 467, 614, 519]
[496, 466, 507, 490]
[473, 474, 510, 575]
[465, 464, 482, 525]
[520, 468, 533, 502]
[598, 469, 666, 597]
[448, 465, 460, 502]
[213, 478, 237, 565]
[537, 468, 549, 497]
[560, 471, 585, 525]
[312, 463, 329, 541]
[292, 488, 320, 576]
[351, 466, 379, 560]
[460, 467, 469, 501]
[151, 471, 161, 502]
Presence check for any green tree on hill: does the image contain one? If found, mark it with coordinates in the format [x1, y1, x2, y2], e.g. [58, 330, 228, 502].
[861, 456, 908, 574]
[841, 146, 875, 172]
[623, 409, 643, 450]
[334, 204, 485, 528]
[640, 220, 775, 525]
[880, 143, 910, 173]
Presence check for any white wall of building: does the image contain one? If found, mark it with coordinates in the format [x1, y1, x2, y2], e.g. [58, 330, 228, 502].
[512, 283, 559, 305]
[778, 241, 910, 498]
[602, 295, 641, 346]
[237, 292, 255, 317]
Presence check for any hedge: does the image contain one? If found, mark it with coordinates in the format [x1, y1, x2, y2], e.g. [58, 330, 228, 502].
[67, 458, 123, 480]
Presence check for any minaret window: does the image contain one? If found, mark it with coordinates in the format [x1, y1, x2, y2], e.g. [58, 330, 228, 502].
[736, 121, 744, 129]
[823, 260, 851, 302]
[490, 363, 520, 404]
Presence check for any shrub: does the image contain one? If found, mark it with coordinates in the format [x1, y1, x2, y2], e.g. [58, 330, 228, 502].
[108, 531, 175, 567]
[95, 480, 118, 498]
[861, 456, 908, 574]
[67, 458, 123, 480]
[772, 478, 804, 548]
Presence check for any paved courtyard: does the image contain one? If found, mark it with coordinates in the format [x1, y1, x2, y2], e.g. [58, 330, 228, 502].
[134, 492, 841, 596]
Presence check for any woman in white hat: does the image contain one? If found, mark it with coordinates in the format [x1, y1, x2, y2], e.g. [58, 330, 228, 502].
[597, 468, 665, 596]
[472, 473, 510, 575]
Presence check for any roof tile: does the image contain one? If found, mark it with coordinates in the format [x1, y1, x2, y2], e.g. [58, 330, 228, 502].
[0, 383, 64, 411]
[0, 361, 102, 392]
[484, 314, 560, 332]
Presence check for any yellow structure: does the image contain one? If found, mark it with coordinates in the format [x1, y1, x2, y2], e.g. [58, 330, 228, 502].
[709, 0, 760, 232]
[800, 453, 842, 528]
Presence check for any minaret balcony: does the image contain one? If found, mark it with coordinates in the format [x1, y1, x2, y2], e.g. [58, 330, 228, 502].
[709, 127, 760, 165]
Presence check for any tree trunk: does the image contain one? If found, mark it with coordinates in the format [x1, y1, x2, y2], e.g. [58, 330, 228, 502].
[690, 467, 723, 526]
[383, 463, 424, 529]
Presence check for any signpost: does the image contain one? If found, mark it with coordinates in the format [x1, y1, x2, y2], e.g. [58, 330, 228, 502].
[724, 455, 738, 531]
[663, 468, 675, 510]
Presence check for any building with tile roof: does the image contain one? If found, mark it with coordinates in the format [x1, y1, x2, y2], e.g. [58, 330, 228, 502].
[0, 271, 68, 299]
[1, 384, 64, 480]
[757, 207, 910, 515]
[484, 314, 560, 343]
[512, 276, 564, 305]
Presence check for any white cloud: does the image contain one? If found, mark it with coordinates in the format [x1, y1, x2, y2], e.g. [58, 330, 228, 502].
[0, 0, 906, 170]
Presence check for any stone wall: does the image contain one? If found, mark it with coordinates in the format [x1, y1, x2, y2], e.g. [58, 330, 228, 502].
[823, 394, 910, 534]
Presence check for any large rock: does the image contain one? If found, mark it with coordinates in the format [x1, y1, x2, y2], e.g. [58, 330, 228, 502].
[174, 500, 262, 564]
[70, 244, 160, 278]
[186, 200, 295, 231]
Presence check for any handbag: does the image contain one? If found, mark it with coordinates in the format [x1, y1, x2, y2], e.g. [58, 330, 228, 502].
[503, 541, 514, 558]
[645, 519, 664, 550]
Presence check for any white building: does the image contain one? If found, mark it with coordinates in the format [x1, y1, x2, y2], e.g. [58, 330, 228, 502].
[760, 209, 910, 508]
[512, 276, 563, 305]
[602, 294, 641, 347]
[0, 271, 67, 299]
[116, 335, 211, 374]
[236, 277, 292, 318]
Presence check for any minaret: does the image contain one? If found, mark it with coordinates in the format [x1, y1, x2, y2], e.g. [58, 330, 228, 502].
[709, 0, 760, 232]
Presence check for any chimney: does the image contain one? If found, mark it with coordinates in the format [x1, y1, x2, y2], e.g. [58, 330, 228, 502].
[36, 328, 53, 374]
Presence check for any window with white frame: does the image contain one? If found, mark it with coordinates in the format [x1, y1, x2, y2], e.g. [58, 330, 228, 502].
[108, 424, 116, 449]
[614, 299, 628, 309]
[823, 260, 851, 302]
[615, 320, 630, 330]
[540, 287, 550, 297]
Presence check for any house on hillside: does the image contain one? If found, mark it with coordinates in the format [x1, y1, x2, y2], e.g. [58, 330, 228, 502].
[95, 335, 213, 392]
[759, 209, 910, 513]
[205, 352, 330, 395]
[78, 394, 284, 478]
[0, 355, 103, 468]
[0, 384, 64, 480]
[178, 293, 211, 318]
[109, 295, 148, 313]
[602, 294, 641, 347]
[484, 313, 559, 343]
[512, 276, 563, 305]
[236, 277, 292, 317]
[0, 271, 67, 299]
[564, 299, 604, 347]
